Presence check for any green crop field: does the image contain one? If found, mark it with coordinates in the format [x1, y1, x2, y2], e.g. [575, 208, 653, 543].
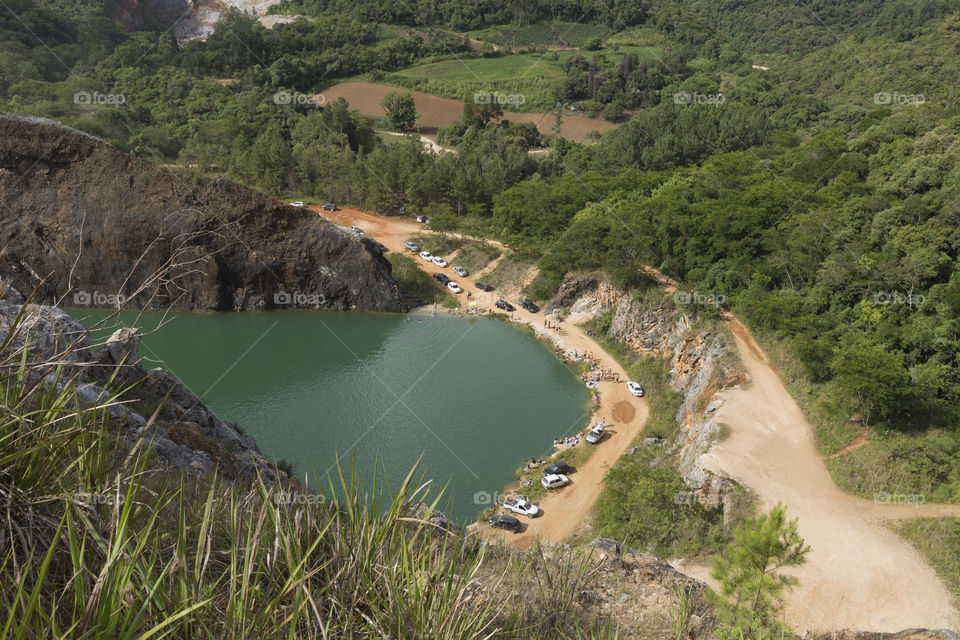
[381, 53, 567, 111]
[468, 21, 610, 48]
[393, 54, 567, 84]
[379, 41, 662, 112]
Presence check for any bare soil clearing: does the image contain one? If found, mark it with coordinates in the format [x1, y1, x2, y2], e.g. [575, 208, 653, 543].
[319, 82, 618, 142]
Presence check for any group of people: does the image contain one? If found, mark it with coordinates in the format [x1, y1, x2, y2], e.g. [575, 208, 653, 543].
[552, 418, 609, 449]
[580, 367, 618, 385]
[448, 307, 489, 317]
[543, 319, 565, 334]
[554, 434, 581, 447]
[582, 368, 619, 384]
[525, 457, 547, 470]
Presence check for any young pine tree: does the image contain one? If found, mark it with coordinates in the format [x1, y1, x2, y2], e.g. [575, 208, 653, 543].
[709, 503, 810, 637]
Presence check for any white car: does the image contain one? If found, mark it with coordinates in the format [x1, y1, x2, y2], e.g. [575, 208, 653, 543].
[419, 251, 434, 262]
[585, 424, 604, 444]
[432, 256, 448, 267]
[541, 474, 570, 490]
[350, 225, 364, 235]
[447, 282, 462, 294]
[502, 497, 539, 517]
[453, 266, 468, 277]
[627, 381, 644, 397]
[289, 201, 304, 207]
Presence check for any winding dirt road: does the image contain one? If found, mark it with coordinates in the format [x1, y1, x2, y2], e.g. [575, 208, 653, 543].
[676, 314, 960, 632]
[311, 205, 960, 632]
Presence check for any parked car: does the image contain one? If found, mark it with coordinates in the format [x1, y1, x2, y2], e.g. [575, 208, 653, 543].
[502, 497, 539, 517]
[447, 282, 462, 294]
[495, 300, 515, 312]
[452, 266, 468, 277]
[404, 241, 420, 252]
[349, 225, 363, 235]
[488, 514, 521, 533]
[321, 203, 338, 211]
[432, 256, 448, 267]
[627, 381, 644, 397]
[432, 273, 451, 285]
[369, 240, 388, 254]
[289, 201, 304, 207]
[419, 251, 434, 262]
[541, 474, 570, 490]
[521, 299, 539, 313]
[585, 424, 604, 444]
[416, 215, 431, 223]
[543, 461, 572, 476]
[475, 281, 494, 292]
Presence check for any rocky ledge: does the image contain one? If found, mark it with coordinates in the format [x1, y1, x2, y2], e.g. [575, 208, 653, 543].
[0, 114, 410, 313]
[0, 300, 279, 481]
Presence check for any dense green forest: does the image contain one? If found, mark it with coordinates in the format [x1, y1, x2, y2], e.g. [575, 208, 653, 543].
[2, 0, 959, 498]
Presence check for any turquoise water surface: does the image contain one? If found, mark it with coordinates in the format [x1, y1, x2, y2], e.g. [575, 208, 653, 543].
[75, 310, 589, 522]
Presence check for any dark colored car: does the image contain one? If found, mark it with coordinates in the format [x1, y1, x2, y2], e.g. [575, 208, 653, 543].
[543, 461, 573, 476]
[370, 241, 388, 254]
[475, 281, 494, 292]
[321, 203, 338, 211]
[433, 273, 451, 285]
[495, 300, 515, 312]
[488, 514, 522, 533]
[521, 299, 539, 313]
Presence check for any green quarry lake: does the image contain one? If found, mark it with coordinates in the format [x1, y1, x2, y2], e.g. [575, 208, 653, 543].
[75, 310, 589, 522]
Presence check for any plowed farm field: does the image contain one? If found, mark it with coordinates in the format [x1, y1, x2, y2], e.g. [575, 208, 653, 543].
[318, 82, 618, 142]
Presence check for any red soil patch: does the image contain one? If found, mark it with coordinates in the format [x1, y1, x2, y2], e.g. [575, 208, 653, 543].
[828, 434, 870, 459]
[318, 82, 618, 143]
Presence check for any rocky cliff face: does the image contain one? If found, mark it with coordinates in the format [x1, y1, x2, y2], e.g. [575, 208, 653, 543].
[0, 115, 409, 313]
[550, 274, 739, 510]
[0, 299, 279, 480]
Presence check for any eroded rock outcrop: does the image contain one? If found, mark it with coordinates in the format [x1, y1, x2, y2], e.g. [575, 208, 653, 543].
[0, 115, 409, 313]
[669, 332, 734, 509]
[0, 300, 278, 481]
[551, 273, 740, 510]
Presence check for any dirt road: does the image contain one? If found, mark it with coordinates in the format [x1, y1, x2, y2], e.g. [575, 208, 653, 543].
[486, 319, 649, 548]
[676, 313, 960, 632]
[312, 205, 651, 548]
